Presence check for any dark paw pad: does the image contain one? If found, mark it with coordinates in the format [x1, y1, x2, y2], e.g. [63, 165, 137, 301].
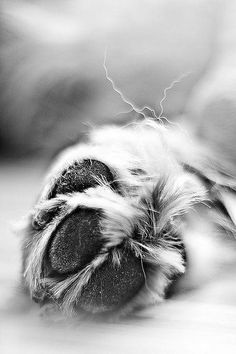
[48, 208, 103, 274]
[42, 159, 145, 313]
[78, 252, 145, 313]
[51, 159, 115, 197]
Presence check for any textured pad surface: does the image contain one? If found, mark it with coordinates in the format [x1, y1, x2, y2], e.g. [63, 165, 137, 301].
[48, 159, 144, 311]
[51, 159, 114, 197]
[78, 252, 145, 313]
[49, 209, 103, 274]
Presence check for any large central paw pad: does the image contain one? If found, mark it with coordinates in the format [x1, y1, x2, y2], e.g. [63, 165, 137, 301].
[47, 208, 145, 313]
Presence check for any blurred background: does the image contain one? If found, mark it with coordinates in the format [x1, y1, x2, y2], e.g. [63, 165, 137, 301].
[1, 0, 236, 353]
[0, 0, 233, 157]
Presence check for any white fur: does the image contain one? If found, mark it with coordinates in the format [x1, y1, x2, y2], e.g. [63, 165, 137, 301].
[22, 119, 236, 316]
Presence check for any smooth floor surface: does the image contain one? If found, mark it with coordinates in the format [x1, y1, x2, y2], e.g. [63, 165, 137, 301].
[1, 160, 236, 354]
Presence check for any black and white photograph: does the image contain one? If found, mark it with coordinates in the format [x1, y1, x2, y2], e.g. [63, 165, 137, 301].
[1, 0, 236, 353]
